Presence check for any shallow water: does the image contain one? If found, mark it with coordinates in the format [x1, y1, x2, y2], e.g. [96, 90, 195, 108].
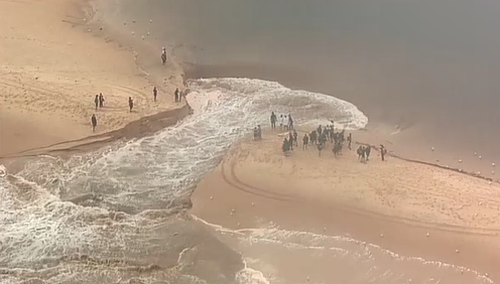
[0, 78, 370, 283]
[0, 78, 494, 283]
[2, 0, 498, 281]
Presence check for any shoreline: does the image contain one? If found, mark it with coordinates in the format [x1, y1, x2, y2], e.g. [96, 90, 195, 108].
[0, 0, 190, 159]
[1, 1, 499, 283]
[190, 128, 500, 283]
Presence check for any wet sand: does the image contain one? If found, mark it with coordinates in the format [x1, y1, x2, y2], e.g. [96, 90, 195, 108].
[0, 0, 186, 157]
[191, 128, 500, 283]
[2, 1, 500, 283]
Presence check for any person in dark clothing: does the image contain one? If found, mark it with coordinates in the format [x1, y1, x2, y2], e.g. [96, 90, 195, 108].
[94, 95, 99, 110]
[317, 141, 324, 157]
[288, 132, 294, 150]
[282, 138, 291, 155]
[365, 145, 371, 160]
[310, 130, 317, 145]
[91, 114, 97, 132]
[357, 146, 364, 161]
[270, 112, 277, 129]
[288, 114, 294, 130]
[347, 133, 352, 150]
[302, 134, 309, 150]
[317, 125, 322, 137]
[99, 93, 104, 108]
[293, 129, 298, 146]
[128, 97, 134, 112]
[380, 145, 387, 161]
[161, 47, 167, 64]
[153, 87, 158, 102]
[174, 88, 180, 102]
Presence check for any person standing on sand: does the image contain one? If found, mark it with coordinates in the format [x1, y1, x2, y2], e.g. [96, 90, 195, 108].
[174, 88, 179, 102]
[270, 112, 277, 129]
[128, 97, 134, 112]
[317, 141, 324, 157]
[161, 47, 167, 65]
[288, 131, 294, 151]
[282, 138, 291, 156]
[357, 145, 363, 161]
[153, 87, 158, 102]
[293, 129, 298, 147]
[94, 95, 99, 110]
[365, 145, 371, 161]
[302, 133, 309, 150]
[347, 133, 352, 150]
[288, 114, 294, 130]
[280, 115, 284, 130]
[380, 144, 387, 161]
[99, 93, 105, 108]
[91, 114, 97, 132]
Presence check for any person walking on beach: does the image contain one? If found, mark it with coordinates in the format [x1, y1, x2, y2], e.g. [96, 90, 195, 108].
[288, 132, 294, 151]
[293, 129, 298, 147]
[128, 97, 134, 112]
[347, 133, 352, 150]
[94, 95, 99, 110]
[174, 88, 180, 102]
[288, 114, 294, 130]
[153, 86, 158, 102]
[302, 133, 309, 150]
[380, 145, 387, 161]
[99, 93, 105, 108]
[280, 115, 285, 130]
[91, 114, 97, 132]
[270, 112, 277, 129]
[283, 115, 288, 131]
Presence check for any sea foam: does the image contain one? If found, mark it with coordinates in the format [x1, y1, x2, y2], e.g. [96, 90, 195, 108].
[0, 78, 367, 283]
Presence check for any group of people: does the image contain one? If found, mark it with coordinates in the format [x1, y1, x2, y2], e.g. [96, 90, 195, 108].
[270, 112, 294, 131]
[94, 93, 105, 110]
[90, 86, 184, 132]
[267, 112, 387, 161]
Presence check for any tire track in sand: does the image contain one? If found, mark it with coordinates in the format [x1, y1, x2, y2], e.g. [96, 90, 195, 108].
[222, 148, 500, 237]
[220, 158, 298, 203]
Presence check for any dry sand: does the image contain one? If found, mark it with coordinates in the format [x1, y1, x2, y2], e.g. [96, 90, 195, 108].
[191, 127, 500, 283]
[0, 0, 186, 157]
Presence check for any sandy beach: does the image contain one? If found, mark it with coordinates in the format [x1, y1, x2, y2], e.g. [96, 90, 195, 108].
[0, 0, 186, 158]
[1, 0, 500, 284]
[191, 127, 500, 283]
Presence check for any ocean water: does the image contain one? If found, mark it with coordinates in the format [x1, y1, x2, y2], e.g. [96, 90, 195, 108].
[1, 0, 498, 282]
[0, 78, 369, 284]
[0, 77, 494, 283]
[109, 0, 500, 159]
